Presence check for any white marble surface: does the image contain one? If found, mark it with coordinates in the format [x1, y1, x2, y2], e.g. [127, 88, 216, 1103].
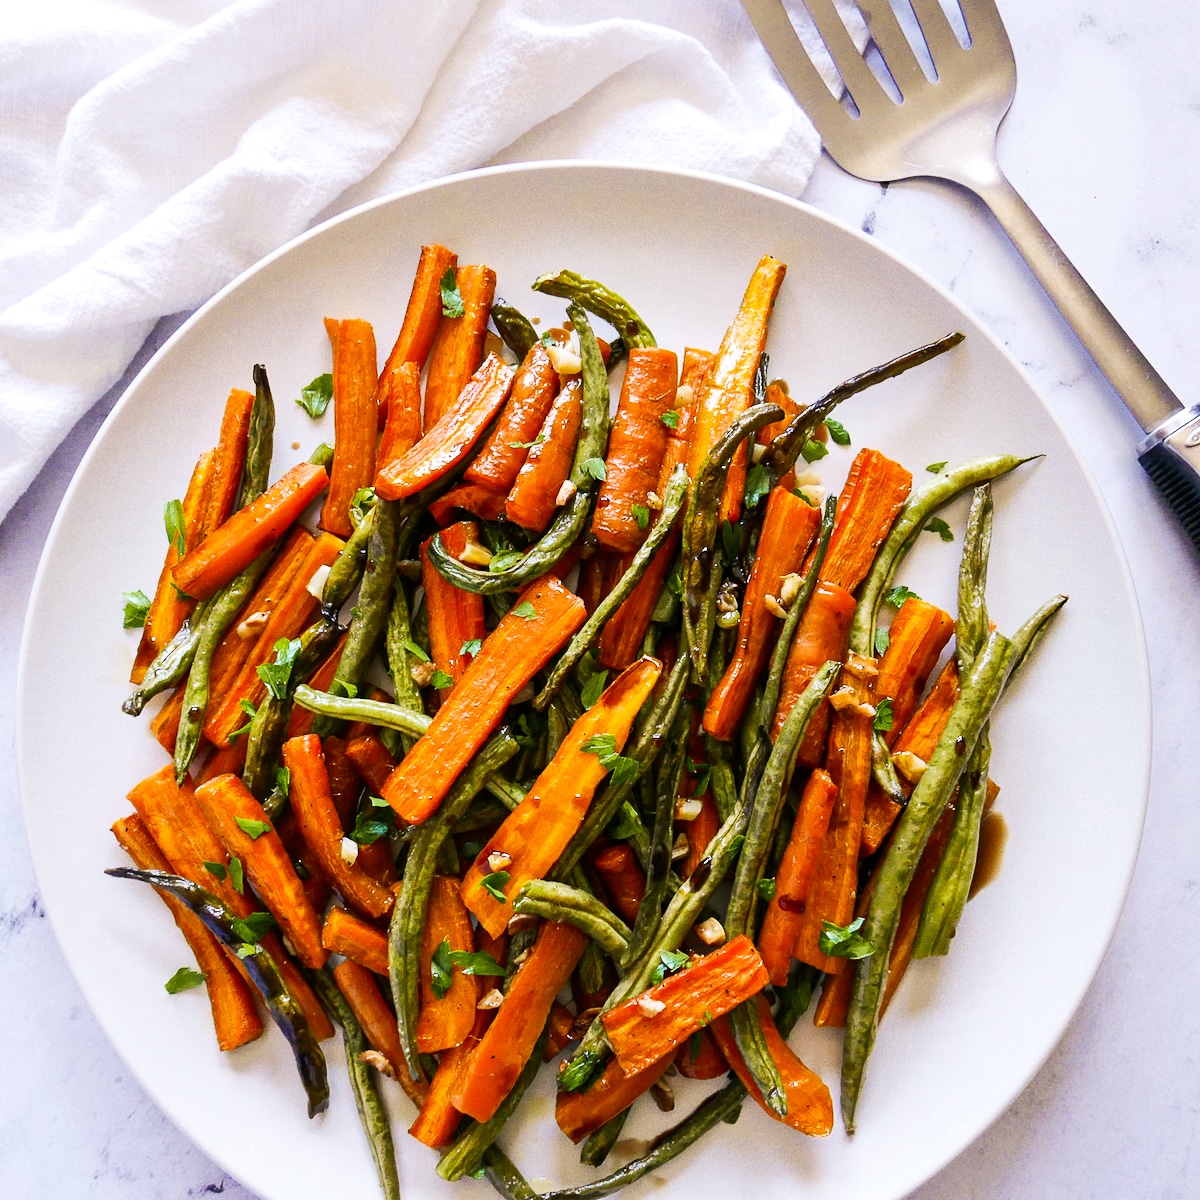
[3, 1, 1200, 1196]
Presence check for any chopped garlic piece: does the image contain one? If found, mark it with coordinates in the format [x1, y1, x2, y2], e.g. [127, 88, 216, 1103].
[546, 337, 582, 376]
[675, 384, 693, 406]
[487, 851, 512, 873]
[674, 797, 703, 822]
[555, 479, 577, 507]
[670, 832, 689, 860]
[637, 996, 667, 1018]
[764, 594, 788, 620]
[650, 1079, 675, 1112]
[798, 484, 824, 507]
[793, 467, 822, 488]
[695, 917, 726, 946]
[340, 837, 360, 864]
[893, 751, 929, 783]
[236, 610, 269, 639]
[750, 442, 767, 464]
[459, 540, 493, 567]
[360, 1050, 396, 1081]
[646, 490, 663, 511]
[779, 573, 803, 607]
[306, 564, 332, 600]
[478, 988, 504, 1010]
[410, 661, 435, 687]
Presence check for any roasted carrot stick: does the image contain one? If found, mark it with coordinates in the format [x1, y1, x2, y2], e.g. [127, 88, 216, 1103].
[576, 549, 608, 616]
[333, 959, 428, 1107]
[131, 449, 214, 683]
[591, 347, 678, 552]
[505, 378, 582, 533]
[685, 255, 786, 524]
[421, 521, 487, 699]
[814, 448, 912, 592]
[322, 906, 389, 975]
[674, 1026, 728, 1080]
[460, 657, 661, 937]
[757, 769, 837, 985]
[428, 481, 508, 526]
[423, 263, 497, 431]
[275, 809, 332, 915]
[755, 380, 803, 447]
[376, 359, 423, 470]
[771, 580, 858, 763]
[874, 596, 954, 744]
[793, 652, 877, 974]
[172, 462, 328, 600]
[555, 1051, 674, 1143]
[374, 353, 514, 501]
[464, 338, 561, 491]
[409, 1009, 489, 1148]
[591, 843, 646, 926]
[201, 387, 256, 538]
[282, 735, 394, 920]
[126, 764, 333, 1040]
[320, 317, 379, 538]
[451, 919, 589, 1121]
[193, 773, 327, 969]
[345, 734, 398, 797]
[204, 531, 343, 745]
[703, 488, 820, 740]
[375, 243, 457, 423]
[417, 876, 478, 1054]
[710, 994, 833, 1135]
[112, 814, 263, 1051]
[601, 936, 770, 1075]
[380, 576, 586, 825]
[680, 791, 720, 881]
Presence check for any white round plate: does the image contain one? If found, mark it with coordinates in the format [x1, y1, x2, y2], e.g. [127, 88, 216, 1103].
[18, 163, 1149, 1200]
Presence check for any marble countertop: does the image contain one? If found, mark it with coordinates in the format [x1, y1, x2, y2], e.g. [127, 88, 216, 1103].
[3, 1, 1199, 1196]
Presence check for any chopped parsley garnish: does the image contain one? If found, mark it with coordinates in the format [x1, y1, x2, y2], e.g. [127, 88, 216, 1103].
[559, 1049, 604, 1093]
[164, 967, 205, 994]
[649, 948, 690, 985]
[430, 669, 454, 690]
[449, 949, 507, 977]
[581, 457, 607, 482]
[873, 697, 894, 733]
[818, 917, 875, 959]
[884, 584, 920, 609]
[460, 638, 482, 657]
[508, 434, 545, 450]
[202, 861, 227, 882]
[721, 519, 740, 564]
[296, 373, 334, 418]
[122, 589, 151, 630]
[349, 806, 394, 845]
[580, 669, 608, 710]
[257, 637, 302, 700]
[235, 817, 272, 840]
[874, 628, 890, 656]
[924, 516, 954, 542]
[231, 910, 275, 946]
[926, 461, 947, 474]
[431, 938, 454, 999]
[743, 463, 771, 508]
[631, 503, 650, 530]
[800, 438, 829, 463]
[661, 409, 680, 428]
[582, 734, 638, 787]
[402, 638, 430, 663]
[229, 856, 245, 895]
[756, 877, 776, 901]
[512, 601, 537, 620]
[480, 871, 510, 903]
[440, 267, 464, 318]
[164, 498, 186, 556]
[228, 698, 257, 744]
[275, 766, 290, 798]
[823, 418, 851, 446]
[489, 549, 525, 573]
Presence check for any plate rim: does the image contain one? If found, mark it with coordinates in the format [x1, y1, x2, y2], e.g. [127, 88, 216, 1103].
[16, 158, 1152, 1200]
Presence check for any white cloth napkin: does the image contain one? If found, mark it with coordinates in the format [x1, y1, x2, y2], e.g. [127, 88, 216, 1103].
[0, 0, 824, 526]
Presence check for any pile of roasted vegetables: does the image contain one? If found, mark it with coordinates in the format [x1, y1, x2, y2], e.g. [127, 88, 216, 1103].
[109, 245, 1064, 1199]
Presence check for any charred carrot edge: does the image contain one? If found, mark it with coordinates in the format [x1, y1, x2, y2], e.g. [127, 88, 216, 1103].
[423, 264, 497, 432]
[422, 521, 487, 699]
[710, 994, 833, 1135]
[703, 489, 820, 741]
[544, 999, 576, 1062]
[685, 255, 786, 525]
[793, 653, 877, 974]
[322, 906, 389, 975]
[276, 809, 332, 915]
[194, 773, 327, 969]
[597, 533, 678, 671]
[380, 576, 586, 826]
[112, 814, 263, 1051]
[286, 632, 348, 739]
[201, 387, 256, 539]
[172, 461, 329, 600]
[771, 580, 858, 761]
[555, 1051, 674, 1143]
[591, 843, 647, 926]
[282, 735, 394, 920]
[376, 243, 457, 424]
[205, 532, 343, 745]
[755, 380, 803, 446]
[451, 919, 589, 1122]
[150, 525, 315, 752]
[126, 764, 333, 1040]
[757, 769, 838, 986]
[505, 378, 583, 533]
[674, 1026, 728, 1080]
[428, 481, 508, 526]
[874, 596, 955, 744]
[417, 876, 478, 1054]
[601, 935, 770, 1076]
[376, 360, 423, 470]
[591, 348, 678, 553]
[409, 1008, 492, 1149]
[374, 353, 514, 501]
[132, 449, 215, 683]
[465, 339, 562, 491]
[813, 448, 912, 593]
[332, 958, 428, 1107]
[345, 734, 398, 797]
[861, 658, 959, 856]
[460, 657, 661, 938]
[320, 318, 379, 538]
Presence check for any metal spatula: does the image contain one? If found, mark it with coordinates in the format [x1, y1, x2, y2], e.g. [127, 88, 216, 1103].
[741, 0, 1200, 551]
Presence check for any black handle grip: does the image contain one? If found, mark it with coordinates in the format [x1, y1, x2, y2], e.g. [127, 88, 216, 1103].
[1138, 437, 1200, 553]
